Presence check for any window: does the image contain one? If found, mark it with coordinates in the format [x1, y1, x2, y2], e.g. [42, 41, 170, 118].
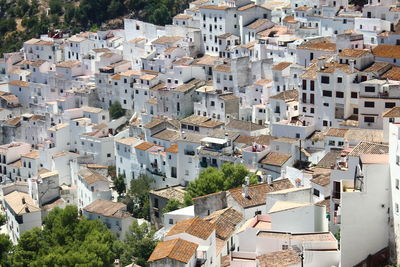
[323, 120, 328, 126]
[169, 219, 173, 225]
[351, 92, 358, 98]
[107, 153, 111, 158]
[336, 91, 344, 98]
[282, 245, 289, 250]
[310, 80, 315, 91]
[323, 90, 332, 97]
[364, 101, 375, 108]
[337, 77, 342, 83]
[396, 179, 399, 190]
[386, 102, 396, 108]
[302, 80, 307, 90]
[321, 76, 330, 84]
[154, 198, 159, 208]
[313, 188, 320, 197]
[365, 86, 375, 92]
[364, 116, 375, 123]
[329, 140, 335, 146]
[396, 203, 399, 214]
[302, 93, 307, 103]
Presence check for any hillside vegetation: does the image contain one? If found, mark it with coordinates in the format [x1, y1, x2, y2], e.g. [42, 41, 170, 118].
[0, 0, 190, 56]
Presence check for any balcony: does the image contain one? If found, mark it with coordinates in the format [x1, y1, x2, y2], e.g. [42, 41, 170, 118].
[146, 168, 166, 178]
[184, 150, 195, 156]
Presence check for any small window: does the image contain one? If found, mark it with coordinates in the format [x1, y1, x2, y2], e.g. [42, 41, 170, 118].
[365, 86, 375, 93]
[336, 91, 344, 98]
[321, 76, 330, 84]
[364, 116, 375, 123]
[313, 188, 320, 197]
[169, 219, 173, 225]
[337, 77, 342, 83]
[323, 90, 332, 97]
[396, 179, 399, 190]
[364, 101, 375, 108]
[385, 102, 396, 108]
[351, 92, 358, 98]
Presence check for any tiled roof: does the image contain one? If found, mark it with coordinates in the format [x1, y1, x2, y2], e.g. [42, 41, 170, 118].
[260, 152, 291, 166]
[152, 129, 180, 142]
[269, 89, 298, 101]
[228, 179, 294, 208]
[4, 191, 40, 215]
[316, 198, 331, 214]
[152, 36, 182, 45]
[283, 15, 298, 24]
[363, 62, 392, 73]
[298, 39, 336, 52]
[200, 5, 230, 10]
[180, 115, 224, 128]
[272, 62, 292, 71]
[174, 14, 192, 19]
[257, 249, 301, 266]
[78, 168, 109, 184]
[316, 151, 341, 169]
[254, 79, 272, 86]
[204, 207, 243, 240]
[165, 144, 178, 153]
[325, 128, 349, 137]
[56, 60, 80, 68]
[214, 63, 231, 72]
[237, 3, 255, 11]
[166, 217, 215, 240]
[150, 186, 186, 202]
[148, 238, 198, 263]
[295, 6, 312, 11]
[338, 48, 370, 58]
[245, 19, 270, 29]
[373, 44, 400, 58]
[134, 141, 156, 151]
[309, 168, 331, 187]
[8, 80, 29, 87]
[83, 199, 130, 218]
[226, 119, 266, 131]
[115, 137, 139, 146]
[348, 141, 388, 157]
[382, 66, 400, 80]
[383, 106, 400, 117]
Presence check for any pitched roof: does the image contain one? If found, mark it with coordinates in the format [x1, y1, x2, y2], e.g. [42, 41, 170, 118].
[382, 66, 400, 80]
[165, 144, 178, 153]
[316, 151, 341, 169]
[152, 36, 182, 45]
[152, 129, 180, 142]
[148, 238, 198, 263]
[56, 60, 80, 68]
[78, 168, 109, 184]
[298, 39, 336, 52]
[383, 106, 400, 117]
[204, 207, 243, 240]
[373, 44, 400, 58]
[348, 141, 388, 157]
[309, 168, 331, 186]
[228, 179, 294, 208]
[135, 141, 157, 151]
[338, 48, 370, 58]
[166, 217, 215, 240]
[4, 191, 40, 215]
[226, 119, 266, 131]
[269, 89, 298, 101]
[245, 19, 271, 29]
[260, 152, 291, 166]
[150, 186, 186, 202]
[257, 250, 301, 267]
[8, 80, 29, 87]
[115, 137, 139, 146]
[272, 62, 292, 71]
[325, 128, 349, 137]
[83, 199, 130, 218]
[180, 115, 224, 128]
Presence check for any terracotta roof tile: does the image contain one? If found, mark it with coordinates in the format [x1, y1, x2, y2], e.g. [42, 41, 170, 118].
[272, 62, 292, 71]
[383, 106, 400, 117]
[260, 152, 291, 166]
[166, 217, 215, 240]
[204, 207, 243, 240]
[373, 44, 400, 58]
[348, 141, 388, 156]
[338, 48, 370, 58]
[382, 66, 400, 80]
[134, 141, 156, 151]
[325, 128, 349, 137]
[269, 89, 298, 101]
[78, 168, 109, 184]
[83, 199, 130, 218]
[228, 179, 294, 208]
[148, 238, 198, 263]
[257, 249, 302, 267]
[166, 144, 179, 153]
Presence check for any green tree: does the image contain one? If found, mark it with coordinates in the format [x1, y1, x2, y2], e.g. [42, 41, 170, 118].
[120, 220, 158, 267]
[187, 163, 257, 198]
[0, 234, 12, 266]
[122, 174, 153, 220]
[10, 206, 120, 267]
[163, 198, 183, 213]
[109, 101, 125, 119]
[114, 174, 126, 196]
[0, 213, 6, 226]
[49, 0, 63, 15]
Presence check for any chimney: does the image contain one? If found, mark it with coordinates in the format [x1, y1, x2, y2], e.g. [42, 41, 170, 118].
[317, 57, 325, 70]
[267, 174, 272, 184]
[242, 176, 250, 198]
[22, 197, 26, 204]
[349, 59, 355, 73]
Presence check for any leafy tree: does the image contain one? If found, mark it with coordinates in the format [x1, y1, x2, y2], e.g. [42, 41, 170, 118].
[122, 174, 153, 220]
[120, 220, 158, 267]
[114, 174, 127, 196]
[163, 198, 183, 213]
[49, 0, 63, 15]
[0, 234, 12, 266]
[0, 213, 6, 226]
[10, 206, 120, 267]
[187, 163, 257, 198]
[109, 101, 125, 120]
